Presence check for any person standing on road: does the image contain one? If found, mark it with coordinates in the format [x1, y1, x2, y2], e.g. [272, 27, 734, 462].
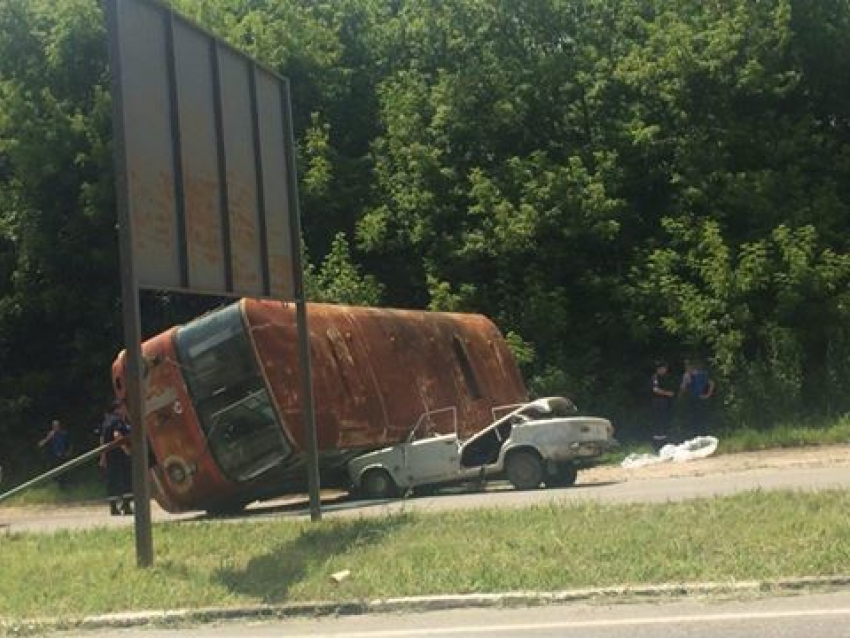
[38, 419, 71, 485]
[100, 401, 133, 516]
[650, 361, 676, 452]
[680, 359, 715, 437]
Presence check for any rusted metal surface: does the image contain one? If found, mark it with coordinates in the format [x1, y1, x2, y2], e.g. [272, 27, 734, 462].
[110, 0, 295, 299]
[246, 301, 527, 451]
[113, 330, 240, 513]
[113, 301, 527, 512]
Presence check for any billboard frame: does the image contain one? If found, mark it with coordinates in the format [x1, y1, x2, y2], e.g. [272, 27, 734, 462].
[106, 0, 322, 568]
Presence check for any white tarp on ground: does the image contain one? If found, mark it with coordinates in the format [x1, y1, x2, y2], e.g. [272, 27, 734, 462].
[621, 436, 719, 469]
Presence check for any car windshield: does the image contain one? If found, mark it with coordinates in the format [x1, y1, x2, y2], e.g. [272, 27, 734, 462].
[407, 407, 458, 442]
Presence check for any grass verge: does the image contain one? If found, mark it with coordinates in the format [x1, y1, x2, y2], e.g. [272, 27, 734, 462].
[1, 477, 104, 507]
[718, 415, 850, 454]
[605, 413, 850, 463]
[2, 490, 850, 622]
[0, 463, 104, 507]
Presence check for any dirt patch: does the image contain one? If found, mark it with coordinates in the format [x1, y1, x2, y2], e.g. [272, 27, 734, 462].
[583, 444, 850, 484]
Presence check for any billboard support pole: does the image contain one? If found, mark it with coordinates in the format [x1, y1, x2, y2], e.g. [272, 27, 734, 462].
[282, 79, 321, 521]
[121, 293, 155, 567]
[106, 0, 318, 538]
[107, 0, 154, 567]
[295, 299, 321, 521]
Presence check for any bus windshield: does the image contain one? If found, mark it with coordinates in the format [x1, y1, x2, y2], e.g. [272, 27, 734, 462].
[174, 304, 291, 482]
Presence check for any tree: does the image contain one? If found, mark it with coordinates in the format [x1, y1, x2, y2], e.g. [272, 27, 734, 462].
[0, 0, 118, 470]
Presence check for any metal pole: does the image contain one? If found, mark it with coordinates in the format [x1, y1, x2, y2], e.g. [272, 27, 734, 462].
[122, 310, 155, 567]
[106, 0, 154, 567]
[295, 299, 321, 521]
[281, 79, 321, 521]
[0, 438, 129, 505]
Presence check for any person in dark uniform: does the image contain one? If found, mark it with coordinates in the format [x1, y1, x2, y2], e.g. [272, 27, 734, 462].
[100, 401, 133, 516]
[650, 361, 676, 452]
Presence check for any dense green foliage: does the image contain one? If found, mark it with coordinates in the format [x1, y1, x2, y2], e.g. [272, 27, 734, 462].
[1, 0, 849, 476]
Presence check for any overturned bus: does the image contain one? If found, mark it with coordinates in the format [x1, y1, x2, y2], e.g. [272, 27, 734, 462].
[112, 300, 527, 513]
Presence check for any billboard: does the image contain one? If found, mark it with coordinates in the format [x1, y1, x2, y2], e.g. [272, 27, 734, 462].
[109, 0, 297, 298]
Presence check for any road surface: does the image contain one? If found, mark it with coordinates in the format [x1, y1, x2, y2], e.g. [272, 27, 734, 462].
[67, 590, 850, 637]
[2, 445, 850, 533]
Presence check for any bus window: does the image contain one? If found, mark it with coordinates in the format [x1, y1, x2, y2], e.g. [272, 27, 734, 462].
[175, 304, 291, 482]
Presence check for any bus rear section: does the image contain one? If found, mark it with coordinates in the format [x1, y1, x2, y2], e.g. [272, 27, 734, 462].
[113, 300, 527, 513]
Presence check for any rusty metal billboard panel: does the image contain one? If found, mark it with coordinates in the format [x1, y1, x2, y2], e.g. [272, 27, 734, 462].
[108, 0, 296, 299]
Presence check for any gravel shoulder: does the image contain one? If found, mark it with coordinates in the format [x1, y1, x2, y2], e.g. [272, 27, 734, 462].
[582, 444, 850, 484]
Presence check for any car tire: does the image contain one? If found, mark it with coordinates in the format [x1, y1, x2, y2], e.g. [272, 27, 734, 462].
[547, 462, 578, 488]
[506, 449, 544, 490]
[360, 468, 398, 499]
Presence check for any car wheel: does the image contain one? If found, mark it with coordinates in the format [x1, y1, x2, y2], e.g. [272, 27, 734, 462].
[547, 462, 578, 488]
[506, 450, 544, 490]
[360, 468, 398, 499]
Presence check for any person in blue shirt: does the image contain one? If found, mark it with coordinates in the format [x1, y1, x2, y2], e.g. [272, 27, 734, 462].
[680, 360, 715, 437]
[38, 419, 71, 485]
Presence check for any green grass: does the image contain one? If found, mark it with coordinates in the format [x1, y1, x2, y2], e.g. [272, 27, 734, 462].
[1, 476, 104, 507]
[2, 490, 850, 623]
[717, 415, 850, 454]
[606, 414, 850, 462]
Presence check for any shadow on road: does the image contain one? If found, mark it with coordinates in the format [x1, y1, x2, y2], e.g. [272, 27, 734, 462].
[202, 492, 353, 520]
[197, 491, 398, 521]
[214, 513, 412, 602]
[198, 479, 627, 523]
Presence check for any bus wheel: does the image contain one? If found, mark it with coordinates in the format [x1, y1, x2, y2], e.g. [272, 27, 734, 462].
[547, 462, 578, 488]
[361, 469, 397, 500]
[506, 450, 544, 490]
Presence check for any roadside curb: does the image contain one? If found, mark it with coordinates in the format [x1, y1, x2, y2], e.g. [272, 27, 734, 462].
[6, 575, 850, 634]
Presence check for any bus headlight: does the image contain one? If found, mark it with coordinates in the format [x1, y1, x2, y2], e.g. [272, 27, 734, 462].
[164, 457, 194, 488]
[167, 463, 187, 484]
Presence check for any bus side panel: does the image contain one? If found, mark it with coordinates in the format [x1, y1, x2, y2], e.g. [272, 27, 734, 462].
[342, 306, 527, 440]
[449, 312, 528, 425]
[243, 300, 528, 453]
[313, 310, 393, 449]
[345, 306, 478, 439]
[243, 301, 386, 452]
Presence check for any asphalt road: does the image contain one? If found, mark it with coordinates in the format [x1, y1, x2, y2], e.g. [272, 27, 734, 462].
[69, 590, 850, 637]
[2, 459, 850, 533]
[315, 462, 850, 518]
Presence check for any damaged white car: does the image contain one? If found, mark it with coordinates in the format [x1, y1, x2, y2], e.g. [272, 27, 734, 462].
[348, 397, 616, 499]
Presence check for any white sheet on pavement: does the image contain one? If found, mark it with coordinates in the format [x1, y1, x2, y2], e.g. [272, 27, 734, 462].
[621, 436, 719, 469]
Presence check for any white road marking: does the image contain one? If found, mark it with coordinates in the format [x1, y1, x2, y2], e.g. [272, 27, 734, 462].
[274, 607, 850, 637]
